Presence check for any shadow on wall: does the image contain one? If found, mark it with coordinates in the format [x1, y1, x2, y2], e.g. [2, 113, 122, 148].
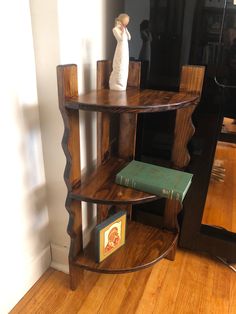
[78, 1, 125, 244]
[104, 0, 125, 59]
[20, 104, 50, 260]
[81, 38, 97, 242]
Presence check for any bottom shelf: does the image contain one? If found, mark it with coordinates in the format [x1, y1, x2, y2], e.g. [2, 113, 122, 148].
[73, 221, 178, 274]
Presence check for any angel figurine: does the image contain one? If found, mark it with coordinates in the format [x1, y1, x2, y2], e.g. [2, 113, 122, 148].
[109, 13, 131, 91]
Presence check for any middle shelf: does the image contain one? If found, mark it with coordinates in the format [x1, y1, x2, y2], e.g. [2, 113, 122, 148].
[70, 157, 159, 205]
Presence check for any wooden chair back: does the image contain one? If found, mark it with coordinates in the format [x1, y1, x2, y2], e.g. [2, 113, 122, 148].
[179, 65, 205, 97]
[97, 60, 141, 90]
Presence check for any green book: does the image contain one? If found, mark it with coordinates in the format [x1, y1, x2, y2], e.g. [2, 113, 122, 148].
[115, 160, 193, 202]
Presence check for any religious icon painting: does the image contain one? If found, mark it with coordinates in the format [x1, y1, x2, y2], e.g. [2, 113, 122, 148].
[95, 211, 127, 263]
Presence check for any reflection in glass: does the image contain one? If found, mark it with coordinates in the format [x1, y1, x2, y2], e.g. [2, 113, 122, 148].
[124, 0, 236, 233]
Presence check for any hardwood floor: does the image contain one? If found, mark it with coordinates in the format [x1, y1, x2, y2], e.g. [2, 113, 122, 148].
[11, 119, 236, 313]
[202, 120, 236, 232]
[10, 249, 236, 314]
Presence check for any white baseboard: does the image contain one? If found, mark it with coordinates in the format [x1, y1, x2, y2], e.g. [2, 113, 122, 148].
[6, 245, 51, 314]
[50, 260, 69, 274]
[50, 226, 95, 274]
[50, 243, 69, 274]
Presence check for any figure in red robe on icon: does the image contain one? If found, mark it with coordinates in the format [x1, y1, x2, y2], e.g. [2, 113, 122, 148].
[104, 226, 121, 253]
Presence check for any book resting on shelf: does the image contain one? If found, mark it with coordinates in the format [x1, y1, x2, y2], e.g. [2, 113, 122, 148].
[115, 160, 193, 202]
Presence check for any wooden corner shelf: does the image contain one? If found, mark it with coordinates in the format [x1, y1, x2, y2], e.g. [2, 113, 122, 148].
[70, 157, 159, 205]
[57, 63, 199, 290]
[74, 221, 178, 274]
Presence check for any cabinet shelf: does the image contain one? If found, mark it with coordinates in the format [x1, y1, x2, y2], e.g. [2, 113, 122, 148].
[73, 221, 178, 274]
[70, 157, 159, 205]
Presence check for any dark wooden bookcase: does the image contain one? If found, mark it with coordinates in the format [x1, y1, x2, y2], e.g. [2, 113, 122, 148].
[57, 64, 199, 290]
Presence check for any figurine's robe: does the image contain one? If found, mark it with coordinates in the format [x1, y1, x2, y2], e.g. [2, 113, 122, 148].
[109, 25, 131, 91]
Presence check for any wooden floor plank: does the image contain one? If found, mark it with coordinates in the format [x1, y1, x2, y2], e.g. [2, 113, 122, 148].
[10, 251, 236, 314]
[97, 272, 134, 314]
[10, 131, 236, 314]
[115, 267, 153, 314]
[53, 271, 100, 314]
[10, 268, 54, 314]
[76, 273, 117, 314]
[171, 252, 214, 314]
[202, 141, 236, 233]
[149, 250, 187, 314]
[135, 259, 170, 314]
[229, 269, 236, 314]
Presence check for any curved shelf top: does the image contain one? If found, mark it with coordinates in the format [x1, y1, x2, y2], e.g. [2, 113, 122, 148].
[65, 89, 199, 113]
[74, 221, 178, 274]
[70, 157, 159, 205]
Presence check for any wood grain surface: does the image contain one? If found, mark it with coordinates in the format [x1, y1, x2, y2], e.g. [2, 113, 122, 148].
[74, 221, 178, 273]
[11, 249, 236, 314]
[171, 65, 205, 168]
[65, 89, 198, 113]
[57, 65, 84, 290]
[202, 141, 236, 233]
[70, 157, 159, 205]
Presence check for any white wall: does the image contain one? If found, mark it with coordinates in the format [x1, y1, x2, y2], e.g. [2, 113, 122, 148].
[125, 0, 150, 58]
[30, 0, 124, 273]
[0, 1, 51, 313]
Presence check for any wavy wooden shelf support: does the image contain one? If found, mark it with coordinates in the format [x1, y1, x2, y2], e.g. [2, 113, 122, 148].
[57, 65, 83, 290]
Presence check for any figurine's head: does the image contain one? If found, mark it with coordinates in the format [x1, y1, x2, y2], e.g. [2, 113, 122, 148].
[115, 13, 130, 27]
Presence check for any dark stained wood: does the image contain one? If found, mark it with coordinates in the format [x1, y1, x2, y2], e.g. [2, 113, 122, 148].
[96, 61, 113, 223]
[164, 199, 182, 261]
[171, 65, 205, 168]
[57, 65, 83, 290]
[179, 65, 205, 97]
[164, 65, 205, 260]
[127, 61, 141, 88]
[70, 157, 159, 205]
[97, 112, 110, 165]
[65, 89, 198, 114]
[172, 105, 196, 168]
[57, 64, 199, 290]
[96, 110, 111, 234]
[74, 221, 178, 274]
[118, 113, 137, 160]
[97, 60, 112, 90]
[96, 60, 141, 90]
[96, 62, 112, 166]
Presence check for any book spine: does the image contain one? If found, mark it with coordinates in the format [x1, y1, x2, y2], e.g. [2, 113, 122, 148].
[115, 175, 183, 201]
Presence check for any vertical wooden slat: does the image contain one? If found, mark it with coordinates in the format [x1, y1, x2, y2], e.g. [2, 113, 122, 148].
[179, 65, 205, 96]
[127, 61, 141, 89]
[120, 61, 141, 219]
[97, 61, 113, 222]
[172, 66, 205, 169]
[118, 61, 140, 160]
[118, 113, 138, 160]
[165, 65, 205, 261]
[57, 64, 83, 290]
